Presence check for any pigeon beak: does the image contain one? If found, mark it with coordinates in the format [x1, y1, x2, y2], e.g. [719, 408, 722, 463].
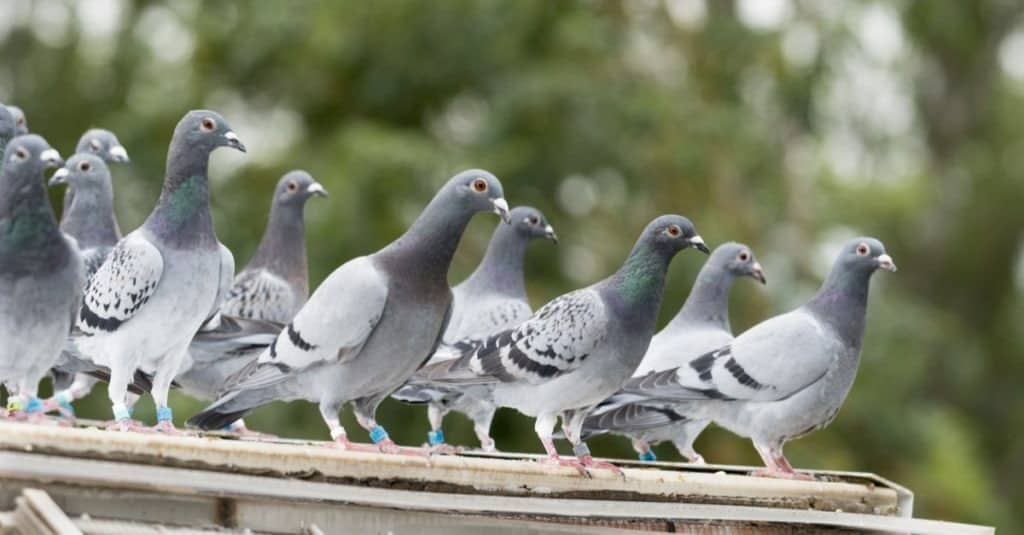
[40, 148, 63, 169]
[224, 131, 246, 153]
[48, 168, 70, 187]
[877, 254, 897, 272]
[108, 145, 130, 163]
[544, 225, 559, 244]
[492, 198, 511, 224]
[750, 262, 767, 285]
[307, 182, 329, 198]
[689, 235, 710, 254]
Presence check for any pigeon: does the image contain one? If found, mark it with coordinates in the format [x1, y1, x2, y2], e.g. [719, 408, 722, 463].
[6, 106, 27, 136]
[60, 129, 130, 219]
[188, 169, 510, 456]
[392, 206, 558, 451]
[578, 242, 765, 463]
[418, 215, 708, 475]
[71, 110, 245, 433]
[620, 237, 896, 479]
[0, 135, 83, 419]
[0, 105, 15, 157]
[218, 170, 328, 323]
[174, 171, 327, 429]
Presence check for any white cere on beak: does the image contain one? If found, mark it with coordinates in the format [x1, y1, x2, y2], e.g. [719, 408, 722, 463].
[492, 198, 511, 223]
[307, 183, 328, 197]
[690, 235, 705, 246]
[52, 168, 70, 181]
[224, 131, 239, 142]
[40, 148, 61, 165]
[877, 254, 898, 272]
[109, 145, 128, 161]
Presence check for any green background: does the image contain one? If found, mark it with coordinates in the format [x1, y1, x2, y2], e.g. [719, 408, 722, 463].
[2, 1, 1021, 529]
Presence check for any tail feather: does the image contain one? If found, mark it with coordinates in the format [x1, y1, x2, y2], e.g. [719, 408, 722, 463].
[186, 384, 286, 430]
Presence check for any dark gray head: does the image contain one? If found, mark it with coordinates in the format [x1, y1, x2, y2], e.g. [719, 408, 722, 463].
[708, 242, 766, 284]
[171, 110, 246, 155]
[828, 237, 897, 279]
[0, 105, 15, 146]
[632, 214, 708, 258]
[76, 129, 130, 164]
[7, 106, 27, 136]
[273, 170, 328, 209]
[507, 206, 558, 243]
[49, 153, 110, 192]
[3, 135, 63, 179]
[440, 169, 509, 222]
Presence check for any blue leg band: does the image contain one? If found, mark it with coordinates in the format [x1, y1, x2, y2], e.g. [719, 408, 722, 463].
[427, 429, 445, 446]
[55, 391, 73, 406]
[368, 426, 389, 444]
[113, 406, 132, 421]
[639, 450, 658, 462]
[156, 406, 173, 422]
[24, 398, 44, 413]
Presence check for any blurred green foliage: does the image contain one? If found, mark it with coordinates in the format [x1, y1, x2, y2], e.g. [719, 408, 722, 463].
[2, 0, 1022, 529]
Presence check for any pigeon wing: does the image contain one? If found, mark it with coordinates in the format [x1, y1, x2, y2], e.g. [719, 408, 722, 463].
[77, 233, 163, 334]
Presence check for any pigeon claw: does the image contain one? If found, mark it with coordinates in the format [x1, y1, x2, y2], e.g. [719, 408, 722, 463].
[579, 454, 625, 478]
[425, 442, 462, 456]
[104, 418, 149, 433]
[542, 455, 592, 478]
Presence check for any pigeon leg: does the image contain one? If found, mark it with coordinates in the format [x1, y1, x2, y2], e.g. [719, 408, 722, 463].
[424, 404, 460, 455]
[632, 438, 659, 462]
[148, 364, 191, 435]
[671, 439, 706, 465]
[353, 399, 427, 457]
[44, 375, 101, 418]
[226, 419, 275, 440]
[535, 412, 589, 477]
[750, 441, 813, 480]
[562, 408, 624, 477]
[469, 406, 497, 452]
[105, 364, 148, 432]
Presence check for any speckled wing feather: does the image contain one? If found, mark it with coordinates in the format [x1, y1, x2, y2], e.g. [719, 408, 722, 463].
[77, 233, 163, 334]
[220, 267, 296, 322]
[445, 294, 532, 343]
[432, 288, 608, 385]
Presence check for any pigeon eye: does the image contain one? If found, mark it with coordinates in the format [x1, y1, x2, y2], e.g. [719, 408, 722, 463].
[200, 118, 216, 132]
[12, 147, 28, 162]
[856, 243, 870, 256]
[738, 251, 750, 262]
[666, 225, 682, 237]
[471, 178, 488, 193]
[90, 139, 102, 152]
[78, 161, 91, 172]
[15, 117, 24, 126]
[287, 181, 298, 192]
[528, 216, 539, 225]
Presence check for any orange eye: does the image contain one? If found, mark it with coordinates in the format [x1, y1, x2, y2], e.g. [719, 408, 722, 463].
[471, 178, 488, 193]
[200, 118, 216, 132]
[287, 181, 298, 192]
[79, 161, 91, 172]
[667, 225, 682, 237]
[856, 243, 870, 256]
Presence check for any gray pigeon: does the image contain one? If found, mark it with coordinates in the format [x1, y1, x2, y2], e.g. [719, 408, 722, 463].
[6, 106, 27, 136]
[392, 206, 557, 451]
[620, 237, 895, 479]
[419, 215, 708, 475]
[174, 171, 327, 429]
[0, 105, 15, 157]
[60, 129, 130, 218]
[578, 242, 765, 463]
[0, 135, 83, 418]
[71, 110, 245, 433]
[187, 169, 510, 456]
[219, 170, 328, 323]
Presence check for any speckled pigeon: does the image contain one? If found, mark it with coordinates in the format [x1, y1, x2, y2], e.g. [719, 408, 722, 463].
[392, 206, 557, 451]
[419, 215, 708, 475]
[620, 237, 895, 479]
[0, 135, 83, 419]
[187, 170, 510, 455]
[578, 242, 765, 463]
[70, 110, 245, 433]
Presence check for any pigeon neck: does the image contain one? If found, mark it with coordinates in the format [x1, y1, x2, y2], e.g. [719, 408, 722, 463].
[610, 241, 670, 319]
[60, 184, 121, 249]
[247, 199, 309, 299]
[145, 143, 215, 247]
[462, 224, 529, 298]
[0, 168, 68, 271]
[806, 267, 871, 347]
[382, 193, 474, 287]
[670, 265, 735, 331]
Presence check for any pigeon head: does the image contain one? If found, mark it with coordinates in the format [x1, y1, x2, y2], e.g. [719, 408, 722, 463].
[832, 237, 897, 277]
[49, 154, 110, 190]
[447, 169, 509, 223]
[172, 110, 246, 155]
[0, 105, 15, 147]
[509, 206, 558, 243]
[6, 106, 27, 136]
[638, 214, 708, 256]
[3, 135, 63, 179]
[77, 129, 129, 164]
[714, 242, 766, 284]
[275, 170, 328, 207]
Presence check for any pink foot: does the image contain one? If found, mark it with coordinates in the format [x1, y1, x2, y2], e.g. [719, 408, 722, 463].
[424, 442, 462, 455]
[751, 468, 816, 481]
[104, 419, 150, 432]
[151, 420, 195, 436]
[541, 454, 591, 477]
[579, 454, 625, 477]
[331, 436, 428, 457]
